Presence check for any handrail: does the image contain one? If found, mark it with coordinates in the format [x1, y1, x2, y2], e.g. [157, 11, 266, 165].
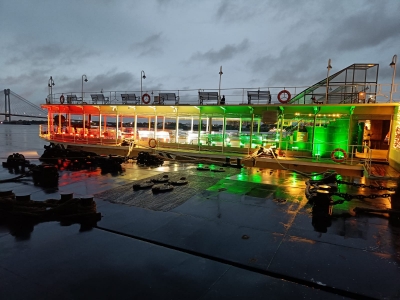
[42, 83, 399, 106]
[39, 124, 376, 169]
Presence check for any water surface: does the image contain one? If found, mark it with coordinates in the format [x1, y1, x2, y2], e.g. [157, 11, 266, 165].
[0, 124, 47, 159]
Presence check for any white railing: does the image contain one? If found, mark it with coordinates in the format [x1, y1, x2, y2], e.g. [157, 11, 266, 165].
[44, 83, 399, 106]
[39, 124, 375, 172]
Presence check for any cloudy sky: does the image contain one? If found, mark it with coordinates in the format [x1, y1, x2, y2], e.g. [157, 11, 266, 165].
[1, 0, 400, 106]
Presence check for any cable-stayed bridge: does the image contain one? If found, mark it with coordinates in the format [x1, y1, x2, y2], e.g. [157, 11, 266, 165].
[2, 89, 47, 121]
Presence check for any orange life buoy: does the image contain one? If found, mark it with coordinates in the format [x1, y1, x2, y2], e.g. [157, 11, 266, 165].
[149, 138, 157, 148]
[331, 148, 347, 163]
[142, 93, 151, 104]
[277, 90, 291, 104]
[60, 94, 65, 104]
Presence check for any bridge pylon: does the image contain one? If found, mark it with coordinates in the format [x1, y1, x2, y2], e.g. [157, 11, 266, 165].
[4, 89, 11, 122]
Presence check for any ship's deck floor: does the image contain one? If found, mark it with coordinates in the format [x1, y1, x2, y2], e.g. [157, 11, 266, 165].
[1, 160, 399, 299]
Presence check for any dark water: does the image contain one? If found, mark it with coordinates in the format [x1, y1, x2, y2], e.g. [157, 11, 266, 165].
[0, 124, 48, 160]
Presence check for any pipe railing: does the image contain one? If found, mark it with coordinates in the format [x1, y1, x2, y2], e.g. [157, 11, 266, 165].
[43, 83, 399, 106]
[39, 125, 375, 170]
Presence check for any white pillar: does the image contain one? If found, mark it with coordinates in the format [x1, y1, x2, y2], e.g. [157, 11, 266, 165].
[154, 114, 158, 143]
[116, 114, 119, 143]
[99, 114, 102, 137]
[222, 114, 226, 153]
[248, 114, 254, 155]
[198, 111, 202, 150]
[134, 114, 138, 141]
[175, 115, 179, 143]
[83, 113, 86, 137]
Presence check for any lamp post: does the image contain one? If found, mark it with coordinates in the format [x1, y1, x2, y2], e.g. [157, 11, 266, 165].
[390, 55, 397, 103]
[48, 76, 55, 103]
[141, 70, 146, 102]
[218, 66, 223, 105]
[81, 74, 88, 101]
[325, 59, 332, 104]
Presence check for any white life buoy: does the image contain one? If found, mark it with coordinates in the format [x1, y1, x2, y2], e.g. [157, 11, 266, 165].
[142, 93, 151, 104]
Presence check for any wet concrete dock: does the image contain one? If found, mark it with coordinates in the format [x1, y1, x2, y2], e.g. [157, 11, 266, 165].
[1, 160, 399, 299]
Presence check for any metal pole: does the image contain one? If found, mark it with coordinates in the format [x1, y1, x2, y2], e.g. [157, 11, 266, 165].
[48, 76, 55, 104]
[141, 70, 146, 103]
[82, 75, 88, 102]
[218, 66, 223, 105]
[390, 55, 397, 103]
[326, 59, 332, 104]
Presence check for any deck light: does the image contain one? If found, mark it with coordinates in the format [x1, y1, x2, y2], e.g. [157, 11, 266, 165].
[390, 55, 397, 103]
[326, 59, 332, 104]
[48, 76, 55, 103]
[82, 75, 88, 102]
[218, 66, 223, 104]
[141, 70, 146, 101]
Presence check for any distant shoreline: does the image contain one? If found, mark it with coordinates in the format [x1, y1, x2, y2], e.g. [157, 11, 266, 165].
[0, 120, 46, 125]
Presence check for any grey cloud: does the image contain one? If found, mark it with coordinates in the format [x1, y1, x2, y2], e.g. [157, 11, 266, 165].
[249, 1, 400, 86]
[130, 33, 164, 57]
[53, 71, 136, 94]
[190, 39, 249, 64]
[215, 0, 268, 22]
[5, 43, 99, 68]
[332, 7, 400, 52]
[250, 42, 327, 86]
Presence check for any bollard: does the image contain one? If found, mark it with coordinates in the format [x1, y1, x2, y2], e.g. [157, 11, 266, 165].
[0, 190, 14, 197]
[237, 158, 242, 167]
[388, 177, 400, 224]
[0, 190, 15, 202]
[80, 196, 94, 206]
[391, 177, 400, 211]
[60, 193, 74, 202]
[15, 194, 30, 202]
[311, 190, 333, 233]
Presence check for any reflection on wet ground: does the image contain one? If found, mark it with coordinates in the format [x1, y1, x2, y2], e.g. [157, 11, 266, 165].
[1, 160, 399, 299]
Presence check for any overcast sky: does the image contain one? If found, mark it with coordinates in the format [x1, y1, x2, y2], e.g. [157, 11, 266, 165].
[1, 0, 400, 106]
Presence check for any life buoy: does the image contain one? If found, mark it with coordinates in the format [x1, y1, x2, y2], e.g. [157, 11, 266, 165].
[149, 138, 157, 148]
[331, 148, 347, 163]
[277, 90, 291, 104]
[60, 94, 65, 104]
[142, 93, 151, 104]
